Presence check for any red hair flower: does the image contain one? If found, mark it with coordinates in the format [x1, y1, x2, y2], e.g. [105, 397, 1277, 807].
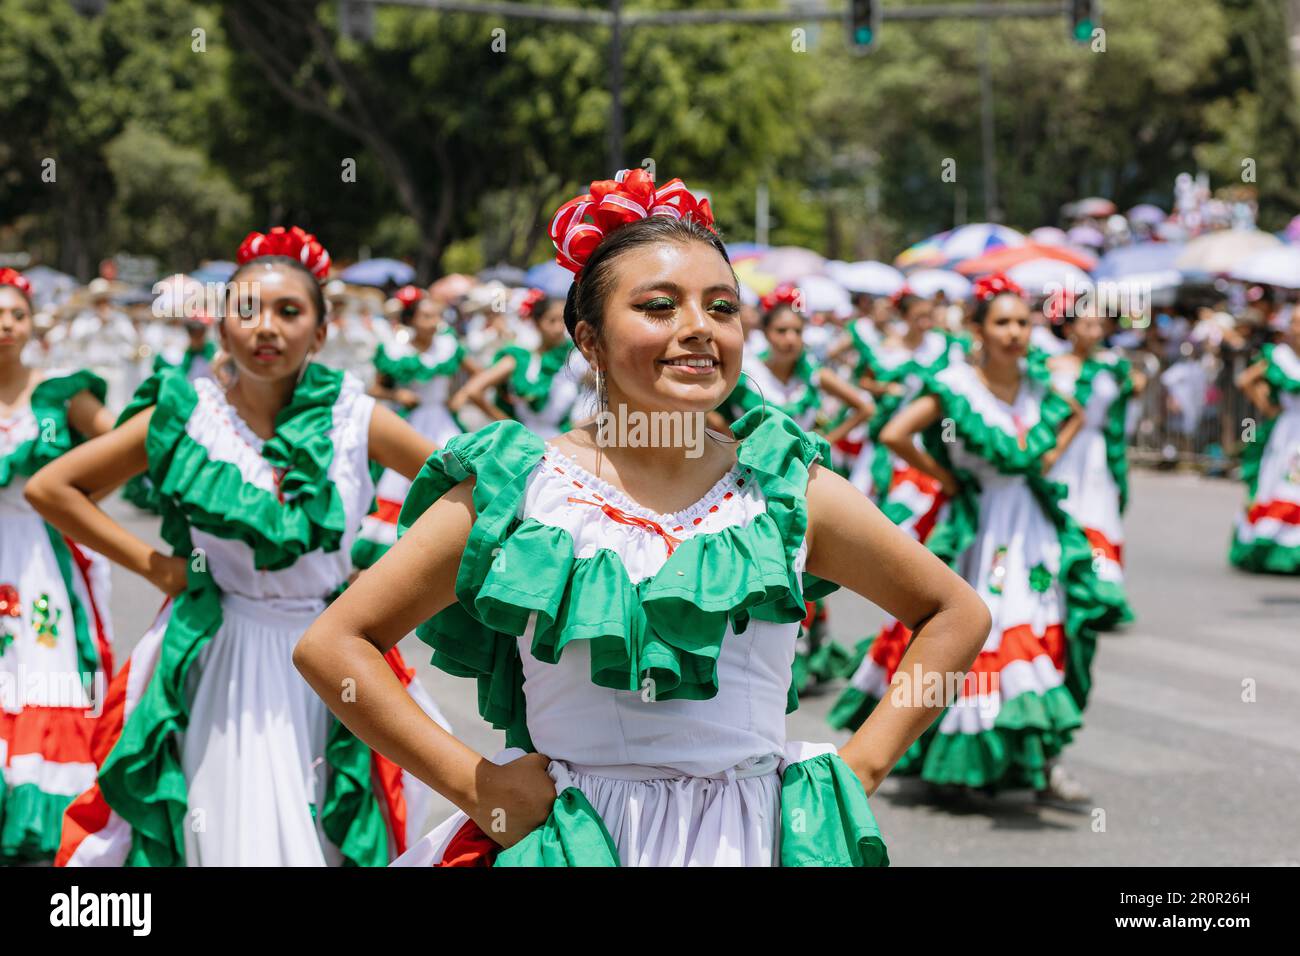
[518, 287, 547, 318]
[890, 284, 914, 307]
[760, 282, 803, 313]
[971, 272, 1024, 303]
[237, 226, 332, 279]
[394, 285, 425, 310]
[549, 168, 715, 278]
[0, 268, 33, 299]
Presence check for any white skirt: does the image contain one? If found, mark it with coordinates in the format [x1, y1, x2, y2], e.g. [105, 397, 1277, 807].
[180, 595, 341, 866]
[394, 747, 862, 867]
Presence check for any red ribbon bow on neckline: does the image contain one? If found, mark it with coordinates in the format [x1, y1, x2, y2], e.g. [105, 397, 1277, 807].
[760, 282, 803, 314]
[566, 496, 684, 556]
[971, 272, 1025, 303]
[518, 287, 547, 318]
[394, 285, 425, 309]
[549, 168, 716, 279]
[237, 226, 332, 279]
[0, 268, 33, 299]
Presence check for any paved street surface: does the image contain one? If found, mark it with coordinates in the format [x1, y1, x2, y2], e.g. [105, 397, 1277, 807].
[103, 470, 1299, 865]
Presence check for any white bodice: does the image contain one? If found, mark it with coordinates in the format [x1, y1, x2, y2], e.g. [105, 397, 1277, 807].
[937, 362, 1046, 488]
[512, 446, 801, 777]
[1050, 357, 1122, 432]
[0, 403, 39, 518]
[184, 375, 376, 603]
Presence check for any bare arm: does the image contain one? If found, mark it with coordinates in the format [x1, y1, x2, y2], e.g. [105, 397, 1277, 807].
[816, 368, 876, 446]
[1041, 395, 1085, 472]
[448, 355, 514, 418]
[806, 465, 991, 794]
[879, 394, 958, 496]
[367, 403, 438, 481]
[67, 389, 115, 439]
[293, 478, 556, 847]
[24, 409, 188, 596]
[1236, 360, 1279, 417]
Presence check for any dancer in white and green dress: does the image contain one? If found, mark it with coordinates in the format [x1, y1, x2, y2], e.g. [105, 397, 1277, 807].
[1232, 309, 1300, 573]
[717, 285, 875, 691]
[27, 228, 448, 866]
[1044, 308, 1144, 621]
[0, 268, 116, 864]
[830, 275, 1125, 800]
[352, 285, 481, 570]
[448, 290, 590, 440]
[833, 293, 964, 716]
[295, 168, 991, 867]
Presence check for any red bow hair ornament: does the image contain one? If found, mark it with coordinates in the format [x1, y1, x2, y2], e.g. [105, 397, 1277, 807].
[549, 168, 716, 278]
[0, 268, 33, 299]
[971, 272, 1025, 303]
[518, 288, 547, 318]
[237, 226, 332, 279]
[760, 282, 804, 314]
[889, 285, 915, 307]
[394, 285, 425, 310]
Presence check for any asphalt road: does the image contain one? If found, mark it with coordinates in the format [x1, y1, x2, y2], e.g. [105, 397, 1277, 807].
[102, 469, 1300, 865]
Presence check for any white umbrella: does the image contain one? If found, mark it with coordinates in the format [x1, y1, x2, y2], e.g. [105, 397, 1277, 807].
[1228, 245, 1300, 289]
[906, 269, 972, 300]
[1029, 226, 1070, 246]
[795, 275, 852, 314]
[755, 246, 827, 283]
[824, 260, 905, 296]
[1007, 260, 1091, 297]
[1176, 229, 1282, 274]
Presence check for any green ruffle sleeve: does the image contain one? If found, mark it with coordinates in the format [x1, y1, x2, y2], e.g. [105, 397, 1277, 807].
[0, 369, 107, 488]
[117, 364, 349, 572]
[374, 334, 465, 384]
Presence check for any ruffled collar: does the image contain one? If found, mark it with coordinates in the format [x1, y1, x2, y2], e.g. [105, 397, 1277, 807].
[541, 443, 746, 526]
[130, 363, 350, 570]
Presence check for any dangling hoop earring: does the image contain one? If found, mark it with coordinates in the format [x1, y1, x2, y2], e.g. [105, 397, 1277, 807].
[706, 369, 768, 446]
[295, 351, 314, 388]
[592, 366, 608, 476]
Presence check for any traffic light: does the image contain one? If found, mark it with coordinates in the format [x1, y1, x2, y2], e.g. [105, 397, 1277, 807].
[846, 0, 880, 55]
[1068, 0, 1100, 44]
[338, 0, 375, 41]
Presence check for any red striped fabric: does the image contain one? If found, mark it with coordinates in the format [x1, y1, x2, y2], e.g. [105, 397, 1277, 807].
[1245, 500, 1300, 526]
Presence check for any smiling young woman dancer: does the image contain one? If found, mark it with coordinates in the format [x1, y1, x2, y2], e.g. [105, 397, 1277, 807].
[0, 269, 115, 864]
[294, 169, 991, 867]
[828, 275, 1125, 802]
[27, 227, 446, 866]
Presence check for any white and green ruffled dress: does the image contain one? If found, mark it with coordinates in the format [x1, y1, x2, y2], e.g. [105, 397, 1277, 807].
[831, 361, 1125, 789]
[57, 364, 446, 867]
[392, 409, 888, 866]
[490, 341, 590, 440]
[1231, 342, 1300, 573]
[1047, 351, 1136, 620]
[0, 370, 114, 864]
[353, 331, 468, 569]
